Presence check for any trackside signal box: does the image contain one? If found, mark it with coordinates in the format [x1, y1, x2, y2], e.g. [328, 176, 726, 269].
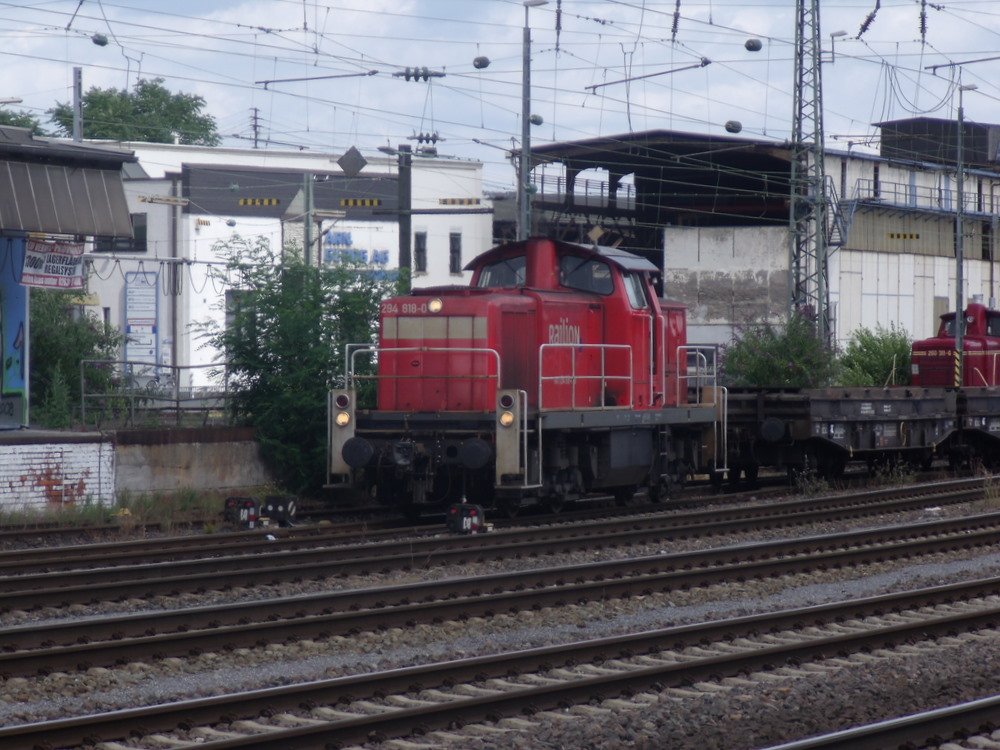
[446, 503, 486, 534]
[223, 496, 259, 529]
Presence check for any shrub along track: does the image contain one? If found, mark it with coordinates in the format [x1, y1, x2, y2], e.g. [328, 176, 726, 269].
[6, 574, 1000, 749]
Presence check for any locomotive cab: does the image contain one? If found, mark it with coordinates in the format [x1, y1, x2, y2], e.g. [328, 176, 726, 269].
[912, 303, 1000, 387]
[328, 238, 720, 516]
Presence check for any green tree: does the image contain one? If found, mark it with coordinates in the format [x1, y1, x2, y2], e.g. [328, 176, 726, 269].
[29, 289, 121, 428]
[838, 324, 911, 387]
[720, 313, 838, 388]
[199, 236, 402, 493]
[48, 77, 220, 145]
[0, 108, 45, 135]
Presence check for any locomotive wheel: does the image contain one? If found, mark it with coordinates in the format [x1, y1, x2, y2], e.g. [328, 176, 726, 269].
[648, 475, 671, 504]
[545, 495, 566, 514]
[401, 503, 423, 523]
[613, 486, 638, 506]
[497, 496, 521, 519]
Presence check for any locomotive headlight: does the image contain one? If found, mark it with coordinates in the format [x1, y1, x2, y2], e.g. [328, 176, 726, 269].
[499, 410, 515, 427]
[428, 298, 443, 313]
[335, 411, 351, 427]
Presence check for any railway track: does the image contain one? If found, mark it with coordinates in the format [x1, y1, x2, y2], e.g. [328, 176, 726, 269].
[763, 695, 1000, 749]
[0, 478, 985, 612]
[5, 502, 1000, 678]
[7, 572, 1000, 749]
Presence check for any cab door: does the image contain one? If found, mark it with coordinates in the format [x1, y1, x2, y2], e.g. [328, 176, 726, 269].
[622, 271, 654, 408]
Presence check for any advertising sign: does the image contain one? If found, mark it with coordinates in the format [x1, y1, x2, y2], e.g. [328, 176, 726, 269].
[20, 239, 84, 290]
[124, 271, 159, 370]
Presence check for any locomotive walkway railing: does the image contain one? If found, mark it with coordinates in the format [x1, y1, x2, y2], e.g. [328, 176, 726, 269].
[676, 345, 728, 476]
[537, 343, 633, 411]
[346, 345, 502, 406]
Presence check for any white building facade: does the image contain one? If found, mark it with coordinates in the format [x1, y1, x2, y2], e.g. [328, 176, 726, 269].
[665, 131, 1000, 349]
[83, 143, 493, 387]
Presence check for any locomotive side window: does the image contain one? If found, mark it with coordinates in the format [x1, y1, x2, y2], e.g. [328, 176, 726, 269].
[560, 256, 613, 295]
[477, 255, 526, 287]
[623, 272, 649, 309]
[989, 314, 1000, 337]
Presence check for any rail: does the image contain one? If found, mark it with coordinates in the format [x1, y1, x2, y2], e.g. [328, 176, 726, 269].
[853, 177, 997, 215]
[537, 343, 633, 411]
[79, 360, 230, 429]
[675, 345, 718, 405]
[347, 345, 502, 405]
[517, 388, 542, 489]
[675, 345, 727, 474]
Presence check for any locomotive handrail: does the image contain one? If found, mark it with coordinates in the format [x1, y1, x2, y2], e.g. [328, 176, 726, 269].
[675, 345, 718, 405]
[346, 345, 502, 401]
[537, 343, 633, 411]
[518, 389, 543, 489]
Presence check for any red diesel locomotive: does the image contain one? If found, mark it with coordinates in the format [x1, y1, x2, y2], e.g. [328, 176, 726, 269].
[912, 302, 1000, 387]
[327, 237, 721, 516]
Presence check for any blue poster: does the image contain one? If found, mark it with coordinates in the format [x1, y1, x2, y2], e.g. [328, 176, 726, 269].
[0, 237, 27, 428]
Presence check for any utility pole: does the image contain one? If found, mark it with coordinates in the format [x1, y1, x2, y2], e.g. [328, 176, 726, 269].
[303, 172, 314, 266]
[250, 107, 260, 149]
[72, 67, 83, 141]
[955, 82, 977, 386]
[787, 0, 831, 344]
[518, 0, 548, 240]
[398, 144, 412, 292]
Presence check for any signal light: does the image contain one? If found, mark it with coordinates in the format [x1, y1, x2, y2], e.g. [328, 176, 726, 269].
[499, 394, 514, 409]
[335, 394, 350, 409]
[499, 411, 515, 427]
[335, 412, 351, 427]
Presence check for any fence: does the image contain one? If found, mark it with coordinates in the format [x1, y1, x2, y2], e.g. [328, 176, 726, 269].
[79, 360, 232, 429]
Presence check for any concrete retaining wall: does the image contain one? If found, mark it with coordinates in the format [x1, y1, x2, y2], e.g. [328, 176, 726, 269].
[114, 427, 272, 494]
[0, 427, 272, 509]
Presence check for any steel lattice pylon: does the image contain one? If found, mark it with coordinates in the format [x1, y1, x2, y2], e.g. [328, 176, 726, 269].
[788, 0, 831, 343]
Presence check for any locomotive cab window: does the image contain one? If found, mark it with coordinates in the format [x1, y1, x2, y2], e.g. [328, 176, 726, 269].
[477, 255, 525, 287]
[560, 255, 613, 295]
[623, 272, 650, 309]
[988, 314, 1000, 337]
[943, 317, 967, 336]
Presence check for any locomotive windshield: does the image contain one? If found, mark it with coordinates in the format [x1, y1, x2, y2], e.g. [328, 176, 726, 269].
[477, 255, 525, 287]
[560, 255, 613, 295]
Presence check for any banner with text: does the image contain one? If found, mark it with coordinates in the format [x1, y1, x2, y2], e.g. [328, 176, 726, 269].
[21, 239, 85, 289]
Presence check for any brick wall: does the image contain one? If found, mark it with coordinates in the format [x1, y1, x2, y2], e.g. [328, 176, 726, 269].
[0, 441, 115, 510]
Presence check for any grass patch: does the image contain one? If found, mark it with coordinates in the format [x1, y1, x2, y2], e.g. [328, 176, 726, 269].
[0, 488, 243, 533]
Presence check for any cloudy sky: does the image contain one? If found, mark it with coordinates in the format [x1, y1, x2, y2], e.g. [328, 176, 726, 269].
[1, 0, 999, 190]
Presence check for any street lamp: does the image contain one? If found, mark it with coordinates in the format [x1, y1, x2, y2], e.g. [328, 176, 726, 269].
[955, 81, 977, 386]
[519, 0, 548, 241]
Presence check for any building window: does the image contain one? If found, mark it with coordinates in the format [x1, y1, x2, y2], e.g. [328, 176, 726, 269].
[95, 212, 147, 253]
[983, 221, 993, 261]
[414, 231, 427, 273]
[839, 160, 847, 199]
[872, 164, 880, 198]
[449, 232, 462, 274]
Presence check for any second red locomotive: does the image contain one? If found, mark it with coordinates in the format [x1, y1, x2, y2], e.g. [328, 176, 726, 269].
[328, 237, 722, 516]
